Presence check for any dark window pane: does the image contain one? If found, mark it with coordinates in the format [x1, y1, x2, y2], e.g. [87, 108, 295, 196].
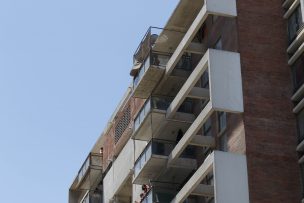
[292, 55, 304, 91]
[218, 112, 227, 133]
[288, 5, 302, 43]
[297, 108, 304, 143]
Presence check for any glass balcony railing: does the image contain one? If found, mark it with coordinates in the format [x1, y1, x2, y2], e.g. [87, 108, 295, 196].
[133, 51, 171, 88]
[134, 139, 196, 178]
[134, 96, 193, 134]
[77, 153, 102, 185]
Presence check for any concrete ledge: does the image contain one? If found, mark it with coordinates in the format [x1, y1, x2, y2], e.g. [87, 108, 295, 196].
[283, 0, 300, 19]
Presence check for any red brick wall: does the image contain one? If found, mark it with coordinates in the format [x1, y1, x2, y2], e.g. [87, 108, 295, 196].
[101, 95, 145, 172]
[236, 0, 301, 202]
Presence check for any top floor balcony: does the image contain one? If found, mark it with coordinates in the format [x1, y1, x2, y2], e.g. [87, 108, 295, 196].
[130, 27, 193, 99]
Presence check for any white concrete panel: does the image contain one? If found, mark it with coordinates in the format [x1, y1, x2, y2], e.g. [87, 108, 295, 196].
[206, 0, 237, 17]
[103, 166, 114, 203]
[103, 139, 135, 203]
[134, 140, 148, 161]
[208, 49, 243, 113]
[113, 139, 134, 195]
[132, 184, 143, 203]
[213, 151, 250, 203]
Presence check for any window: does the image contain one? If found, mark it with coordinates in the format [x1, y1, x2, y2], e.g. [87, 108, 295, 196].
[201, 71, 209, 88]
[300, 163, 304, 198]
[297, 108, 304, 144]
[219, 133, 228, 152]
[214, 37, 222, 50]
[288, 5, 303, 44]
[203, 118, 212, 137]
[292, 54, 304, 92]
[218, 111, 227, 133]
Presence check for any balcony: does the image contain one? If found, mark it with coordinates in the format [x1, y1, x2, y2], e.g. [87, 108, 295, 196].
[131, 27, 193, 99]
[164, 0, 237, 77]
[165, 49, 243, 164]
[72, 153, 102, 191]
[133, 139, 197, 185]
[171, 151, 249, 203]
[132, 96, 196, 141]
[104, 139, 147, 203]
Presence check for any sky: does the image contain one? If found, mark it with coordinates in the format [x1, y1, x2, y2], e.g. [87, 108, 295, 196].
[0, 0, 179, 202]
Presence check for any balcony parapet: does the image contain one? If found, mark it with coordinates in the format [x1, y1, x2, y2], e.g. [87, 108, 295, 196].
[133, 139, 197, 185]
[131, 27, 194, 99]
[171, 151, 249, 203]
[132, 96, 196, 141]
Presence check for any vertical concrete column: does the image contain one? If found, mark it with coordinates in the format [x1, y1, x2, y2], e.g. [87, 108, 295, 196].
[301, 0, 304, 22]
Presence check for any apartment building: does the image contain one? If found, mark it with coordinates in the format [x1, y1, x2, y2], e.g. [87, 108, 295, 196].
[69, 0, 303, 202]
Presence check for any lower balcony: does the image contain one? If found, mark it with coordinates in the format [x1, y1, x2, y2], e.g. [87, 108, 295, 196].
[170, 151, 249, 203]
[132, 96, 196, 141]
[133, 139, 197, 185]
